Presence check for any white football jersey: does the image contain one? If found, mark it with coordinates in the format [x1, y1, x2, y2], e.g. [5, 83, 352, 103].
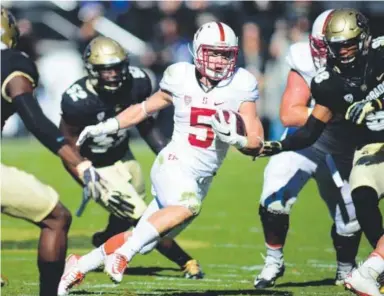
[159, 62, 259, 177]
[286, 41, 316, 87]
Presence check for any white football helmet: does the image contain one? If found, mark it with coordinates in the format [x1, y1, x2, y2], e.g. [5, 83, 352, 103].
[192, 21, 238, 81]
[309, 9, 334, 69]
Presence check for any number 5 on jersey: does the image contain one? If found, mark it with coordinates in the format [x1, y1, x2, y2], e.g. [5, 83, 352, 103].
[188, 107, 216, 148]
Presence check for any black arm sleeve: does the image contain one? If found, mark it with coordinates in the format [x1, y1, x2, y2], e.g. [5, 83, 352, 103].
[280, 115, 326, 151]
[13, 93, 67, 154]
[137, 117, 169, 154]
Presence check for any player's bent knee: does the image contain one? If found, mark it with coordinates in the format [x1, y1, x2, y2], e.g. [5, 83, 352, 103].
[178, 192, 202, 216]
[260, 194, 295, 215]
[43, 202, 72, 231]
[336, 220, 361, 237]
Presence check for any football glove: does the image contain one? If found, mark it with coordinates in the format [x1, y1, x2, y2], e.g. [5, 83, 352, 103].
[366, 111, 384, 131]
[211, 110, 247, 149]
[345, 99, 383, 125]
[76, 161, 108, 216]
[100, 190, 140, 219]
[76, 118, 119, 146]
[258, 141, 283, 157]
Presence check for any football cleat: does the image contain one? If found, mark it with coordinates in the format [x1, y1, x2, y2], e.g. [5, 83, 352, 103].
[377, 272, 384, 294]
[1, 274, 9, 287]
[104, 253, 128, 284]
[344, 267, 381, 296]
[183, 259, 204, 279]
[254, 256, 285, 288]
[58, 254, 85, 296]
[335, 262, 356, 286]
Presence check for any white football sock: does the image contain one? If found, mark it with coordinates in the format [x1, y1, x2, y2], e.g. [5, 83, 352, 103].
[77, 246, 105, 274]
[115, 219, 160, 261]
[360, 253, 384, 279]
[266, 244, 284, 261]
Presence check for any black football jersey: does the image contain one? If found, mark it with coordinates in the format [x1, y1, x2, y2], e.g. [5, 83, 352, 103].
[61, 66, 152, 166]
[1, 49, 39, 129]
[311, 36, 384, 148]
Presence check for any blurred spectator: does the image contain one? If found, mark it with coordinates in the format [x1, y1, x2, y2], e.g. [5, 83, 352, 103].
[4, 1, 384, 140]
[238, 22, 266, 87]
[145, 16, 192, 82]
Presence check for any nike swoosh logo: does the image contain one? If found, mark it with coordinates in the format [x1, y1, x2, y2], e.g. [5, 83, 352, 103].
[377, 72, 384, 81]
[214, 102, 225, 106]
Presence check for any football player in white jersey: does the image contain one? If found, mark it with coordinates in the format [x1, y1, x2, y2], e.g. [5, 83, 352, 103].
[253, 10, 362, 288]
[57, 21, 264, 293]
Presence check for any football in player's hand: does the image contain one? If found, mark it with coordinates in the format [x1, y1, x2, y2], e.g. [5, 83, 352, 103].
[214, 110, 246, 136]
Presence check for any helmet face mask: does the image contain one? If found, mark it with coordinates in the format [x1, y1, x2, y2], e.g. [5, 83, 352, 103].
[195, 44, 238, 81]
[84, 37, 129, 93]
[193, 22, 239, 81]
[309, 35, 327, 69]
[87, 62, 128, 92]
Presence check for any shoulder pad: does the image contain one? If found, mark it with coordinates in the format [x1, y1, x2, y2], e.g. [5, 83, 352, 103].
[371, 36, 384, 50]
[128, 66, 148, 80]
[230, 67, 259, 103]
[231, 67, 258, 91]
[159, 62, 192, 94]
[61, 77, 93, 125]
[310, 67, 336, 108]
[286, 42, 316, 86]
[1, 49, 39, 102]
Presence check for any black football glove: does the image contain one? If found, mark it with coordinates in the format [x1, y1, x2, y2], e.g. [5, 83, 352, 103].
[345, 99, 383, 124]
[258, 141, 283, 157]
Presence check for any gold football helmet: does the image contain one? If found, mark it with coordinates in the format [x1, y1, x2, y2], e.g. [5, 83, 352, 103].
[324, 8, 370, 71]
[83, 36, 129, 92]
[1, 7, 19, 49]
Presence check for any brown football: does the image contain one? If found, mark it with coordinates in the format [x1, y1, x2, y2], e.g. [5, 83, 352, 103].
[214, 110, 246, 136]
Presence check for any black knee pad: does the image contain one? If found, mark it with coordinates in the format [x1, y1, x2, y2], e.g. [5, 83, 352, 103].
[259, 205, 289, 246]
[331, 224, 361, 263]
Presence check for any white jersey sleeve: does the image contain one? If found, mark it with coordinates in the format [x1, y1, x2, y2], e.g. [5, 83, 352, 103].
[159, 62, 191, 101]
[285, 42, 316, 87]
[229, 67, 259, 111]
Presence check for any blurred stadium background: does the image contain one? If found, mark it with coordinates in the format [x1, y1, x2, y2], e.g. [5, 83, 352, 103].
[2, 0, 384, 140]
[2, 1, 384, 295]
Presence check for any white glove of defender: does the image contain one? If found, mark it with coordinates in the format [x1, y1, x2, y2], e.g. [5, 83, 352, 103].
[211, 110, 247, 149]
[76, 118, 119, 146]
[366, 111, 384, 131]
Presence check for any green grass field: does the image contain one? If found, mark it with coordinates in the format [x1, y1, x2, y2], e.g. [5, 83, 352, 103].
[1, 139, 375, 296]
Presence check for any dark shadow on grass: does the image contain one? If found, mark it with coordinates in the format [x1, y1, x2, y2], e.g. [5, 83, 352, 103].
[276, 278, 334, 288]
[91, 266, 181, 278]
[149, 289, 293, 296]
[71, 291, 122, 295]
[2, 235, 95, 250]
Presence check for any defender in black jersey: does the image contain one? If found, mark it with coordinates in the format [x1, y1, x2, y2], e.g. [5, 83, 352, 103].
[59, 37, 203, 290]
[1, 7, 104, 296]
[256, 9, 384, 294]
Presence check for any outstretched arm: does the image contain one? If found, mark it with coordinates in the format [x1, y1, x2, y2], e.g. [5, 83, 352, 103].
[260, 104, 332, 157]
[76, 90, 172, 146]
